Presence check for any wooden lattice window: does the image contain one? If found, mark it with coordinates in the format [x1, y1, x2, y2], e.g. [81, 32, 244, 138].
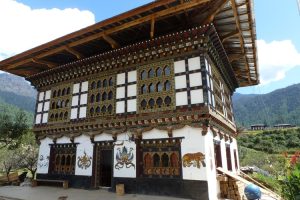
[139, 138, 181, 178]
[50, 144, 76, 175]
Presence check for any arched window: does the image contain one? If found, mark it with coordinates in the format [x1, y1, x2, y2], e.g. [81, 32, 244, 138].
[90, 94, 95, 103]
[108, 91, 113, 100]
[57, 89, 61, 97]
[61, 155, 66, 165]
[90, 107, 94, 115]
[91, 81, 96, 89]
[153, 153, 160, 167]
[52, 90, 57, 98]
[56, 100, 61, 109]
[96, 106, 100, 113]
[71, 155, 76, 165]
[102, 92, 107, 101]
[62, 88, 66, 96]
[164, 65, 171, 76]
[67, 87, 70, 94]
[144, 153, 152, 168]
[96, 93, 101, 102]
[170, 153, 179, 167]
[101, 106, 107, 113]
[61, 100, 64, 108]
[55, 113, 58, 120]
[66, 155, 71, 165]
[148, 69, 154, 78]
[156, 82, 162, 92]
[51, 102, 56, 109]
[141, 84, 147, 94]
[149, 98, 155, 108]
[59, 112, 63, 120]
[109, 78, 113, 86]
[65, 100, 70, 107]
[149, 83, 154, 93]
[164, 96, 171, 106]
[103, 79, 107, 87]
[156, 67, 162, 77]
[50, 114, 54, 120]
[108, 105, 113, 113]
[141, 100, 147, 109]
[64, 112, 68, 119]
[97, 80, 101, 88]
[162, 153, 169, 167]
[141, 70, 147, 80]
[164, 80, 171, 91]
[55, 155, 60, 165]
[156, 97, 163, 107]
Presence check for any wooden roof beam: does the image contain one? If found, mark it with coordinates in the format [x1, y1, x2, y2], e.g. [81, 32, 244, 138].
[64, 46, 83, 59]
[230, 0, 251, 83]
[222, 29, 239, 42]
[228, 54, 243, 62]
[102, 35, 120, 49]
[150, 17, 155, 39]
[31, 58, 56, 68]
[201, 0, 229, 24]
[4, 0, 210, 71]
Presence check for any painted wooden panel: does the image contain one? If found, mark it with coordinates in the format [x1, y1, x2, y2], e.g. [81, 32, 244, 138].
[175, 75, 187, 89]
[127, 84, 136, 97]
[188, 57, 201, 71]
[117, 73, 126, 85]
[127, 99, 136, 112]
[175, 91, 188, 106]
[116, 101, 125, 114]
[190, 89, 204, 104]
[174, 60, 185, 74]
[189, 72, 202, 87]
[128, 70, 137, 83]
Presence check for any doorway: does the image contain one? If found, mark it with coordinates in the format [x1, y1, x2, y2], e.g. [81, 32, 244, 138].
[99, 149, 112, 187]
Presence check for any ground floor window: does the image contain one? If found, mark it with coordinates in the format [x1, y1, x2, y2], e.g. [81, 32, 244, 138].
[214, 140, 222, 169]
[49, 143, 76, 175]
[226, 145, 232, 171]
[138, 138, 182, 178]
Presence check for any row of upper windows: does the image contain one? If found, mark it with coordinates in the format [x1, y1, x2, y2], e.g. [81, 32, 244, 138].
[52, 87, 71, 98]
[90, 91, 114, 103]
[90, 78, 114, 89]
[140, 65, 171, 80]
[140, 80, 171, 94]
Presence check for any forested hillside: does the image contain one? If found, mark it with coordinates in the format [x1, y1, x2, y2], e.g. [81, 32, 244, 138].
[233, 83, 300, 128]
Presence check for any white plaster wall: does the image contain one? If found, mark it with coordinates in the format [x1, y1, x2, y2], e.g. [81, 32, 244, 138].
[75, 135, 94, 176]
[35, 114, 41, 124]
[73, 83, 80, 94]
[44, 102, 50, 112]
[127, 99, 137, 112]
[56, 136, 71, 144]
[113, 133, 136, 178]
[190, 89, 204, 104]
[94, 133, 113, 142]
[173, 126, 206, 181]
[128, 70, 137, 83]
[204, 130, 219, 200]
[42, 113, 48, 123]
[116, 87, 125, 99]
[116, 101, 125, 113]
[127, 84, 137, 97]
[79, 107, 87, 118]
[189, 72, 202, 87]
[175, 75, 187, 89]
[72, 96, 79, 106]
[45, 90, 51, 100]
[142, 129, 169, 139]
[37, 103, 43, 112]
[39, 92, 44, 101]
[37, 137, 53, 174]
[71, 108, 78, 119]
[117, 73, 126, 85]
[81, 81, 88, 92]
[188, 56, 201, 71]
[80, 94, 88, 105]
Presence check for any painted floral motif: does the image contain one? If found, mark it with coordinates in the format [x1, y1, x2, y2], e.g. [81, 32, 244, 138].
[115, 146, 135, 170]
[77, 151, 92, 169]
[182, 152, 206, 168]
[38, 155, 49, 168]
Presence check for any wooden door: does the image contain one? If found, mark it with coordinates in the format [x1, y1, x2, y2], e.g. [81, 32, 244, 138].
[99, 149, 112, 187]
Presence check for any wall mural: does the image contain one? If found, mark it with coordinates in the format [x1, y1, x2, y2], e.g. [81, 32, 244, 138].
[182, 152, 206, 168]
[38, 155, 49, 168]
[77, 151, 92, 169]
[115, 146, 135, 170]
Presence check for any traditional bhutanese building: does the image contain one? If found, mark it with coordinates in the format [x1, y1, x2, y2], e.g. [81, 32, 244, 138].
[0, 0, 258, 199]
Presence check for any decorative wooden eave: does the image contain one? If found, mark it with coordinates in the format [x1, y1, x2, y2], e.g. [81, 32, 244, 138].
[0, 0, 258, 88]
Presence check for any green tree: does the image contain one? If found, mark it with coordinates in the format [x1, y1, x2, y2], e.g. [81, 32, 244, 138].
[0, 110, 28, 149]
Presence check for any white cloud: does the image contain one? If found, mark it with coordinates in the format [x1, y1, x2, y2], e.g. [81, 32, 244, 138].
[257, 39, 300, 84]
[0, 0, 95, 61]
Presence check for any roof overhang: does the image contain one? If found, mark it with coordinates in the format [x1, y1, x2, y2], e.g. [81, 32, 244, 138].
[0, 0, 258, 87]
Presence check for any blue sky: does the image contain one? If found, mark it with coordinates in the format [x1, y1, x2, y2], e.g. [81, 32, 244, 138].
[1, 0, 300, 94]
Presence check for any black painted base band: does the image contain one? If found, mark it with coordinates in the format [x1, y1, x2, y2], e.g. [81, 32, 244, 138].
[112, 177, 209, 200]
[36, 173, 93, 189]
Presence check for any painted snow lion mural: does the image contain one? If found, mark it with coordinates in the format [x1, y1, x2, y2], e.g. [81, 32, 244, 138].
[182, 152, 206, 168]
